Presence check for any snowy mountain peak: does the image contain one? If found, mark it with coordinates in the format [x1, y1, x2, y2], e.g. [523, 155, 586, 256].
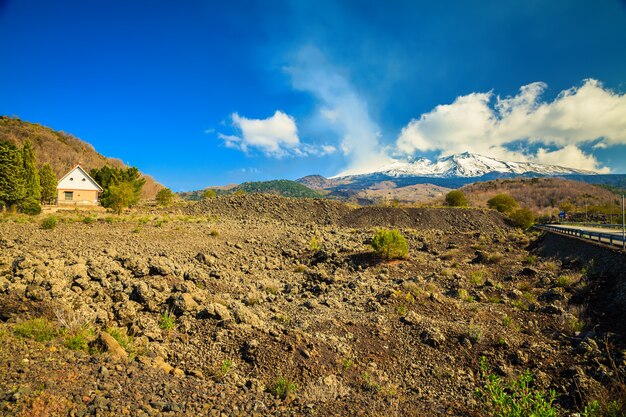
[331, 152, 597, 179]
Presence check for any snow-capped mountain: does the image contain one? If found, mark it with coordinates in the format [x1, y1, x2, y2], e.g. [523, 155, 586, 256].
[331, 152, 597, 179]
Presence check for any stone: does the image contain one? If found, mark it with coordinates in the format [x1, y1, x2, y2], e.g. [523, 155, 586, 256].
[93, 332, 128, 361]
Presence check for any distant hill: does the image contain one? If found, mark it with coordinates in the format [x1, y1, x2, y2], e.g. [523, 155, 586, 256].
[231, 180, 322, 198]
[179, 180, 322, 200]
[0, 116, 162, 198]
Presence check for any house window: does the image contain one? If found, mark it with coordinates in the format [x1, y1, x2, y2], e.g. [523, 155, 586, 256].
[64, 191, 74, 201]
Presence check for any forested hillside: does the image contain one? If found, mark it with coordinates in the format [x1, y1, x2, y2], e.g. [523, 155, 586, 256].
[0, 116, 162, 198]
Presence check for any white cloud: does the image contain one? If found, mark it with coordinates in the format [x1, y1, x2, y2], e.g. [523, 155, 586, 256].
[396, 79, 626, 172]
[284, 45, 392, 171]
[218, 110, 336, 158]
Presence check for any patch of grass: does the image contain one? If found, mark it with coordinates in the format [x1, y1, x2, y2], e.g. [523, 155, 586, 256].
[82, 216, 96, 224]
[487, 253, 504, 264]
[477, 358, 558, 417]
[271, 376, 298, 399]
[209, 229, 220, 237]
[137, 216, 150, 224]
[342, 358, 354, 372]
[360, 372, 380, 393]
[41, 215, 58, 230]
[104, 216, 115, 224]
[159, 310, 176, 330]
[132, 226, 141, 234]
[487, 295, 502, 304]
[469, 271, 486, 286]
[396, 304, 408, 316]
[155, 219, 167, 227]
[523, 291, 537, 304]
[502, 315, 513, 327]
[14, 318, 58, 342]
[293, 264, 306, 273]
[525, 255, 537, 265]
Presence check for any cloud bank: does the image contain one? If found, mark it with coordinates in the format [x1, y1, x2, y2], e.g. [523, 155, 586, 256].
[284, 45, 392, 170]
[396, 79, 626, 172]
[218, 110, 335, 158]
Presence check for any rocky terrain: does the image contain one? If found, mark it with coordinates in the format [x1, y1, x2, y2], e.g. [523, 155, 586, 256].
[0, 194, 624, 416]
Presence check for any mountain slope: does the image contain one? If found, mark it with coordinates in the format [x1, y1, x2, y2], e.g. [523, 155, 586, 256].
[332, 152, 597, 179]
[0, 116, 162, 198]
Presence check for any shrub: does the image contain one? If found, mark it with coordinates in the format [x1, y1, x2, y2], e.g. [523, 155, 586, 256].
[203, 189, 217, 199]
[156, 188, 175, 206]
[477, 360, 558, 417]
[488, 194, 518, 213]
[19, 198, 42, 215]
[371, 229, 409, 260]
[271, 376, 297, 399]
[445, 190, 468, 207]
[41, 215, 58, 230]
[509, 208, 535, 229]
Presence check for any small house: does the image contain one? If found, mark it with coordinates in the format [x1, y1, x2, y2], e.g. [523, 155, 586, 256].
[57, 165, 103, 206]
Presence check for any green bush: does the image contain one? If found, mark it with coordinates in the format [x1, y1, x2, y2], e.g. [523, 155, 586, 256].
[159, 310, 176, 330]
[488, 194, 518, 213]
[371, 229, 409, 260]
[477, 359, 558, 417]
[156, 188, 175, 206]
[82, 216, 96, 224]
[509, 208, 535, 229]
[19, 198, 42, 215]
[445, 190, 468, 207]
[41, 215, 58, 230]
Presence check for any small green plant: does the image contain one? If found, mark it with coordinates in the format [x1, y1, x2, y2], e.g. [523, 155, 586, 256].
[502, 315, 512, 327]
[342, 358, 354, 372]
[104, 216, 115, 224]
[360, 372, 380, 392]
[14, 318, 58, 342]
[477, 359, 558, 417]
[308, 236, 322, 251]
[106, 327, 133, 351]
[216, 358, 233, 378]
[132, 226, 141, 234]
[525, 255, 537, 265]
[159, 310, 176, 330]
[41, 215, 58, 230]
[370, 229, 409, 260]
[458, 288, 475, 302]
[396, 305, 408, 316]
[155, 219, 167, 227]
[209, 229, 220, 237]
[271, 376, 298, 399]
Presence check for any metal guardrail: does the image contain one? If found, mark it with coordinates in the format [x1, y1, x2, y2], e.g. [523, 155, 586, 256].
[536, 224, 626, 250]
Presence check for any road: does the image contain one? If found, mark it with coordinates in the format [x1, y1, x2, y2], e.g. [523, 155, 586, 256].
[540, 224, 626, 249]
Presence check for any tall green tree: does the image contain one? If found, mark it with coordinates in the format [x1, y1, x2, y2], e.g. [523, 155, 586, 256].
[39, 163, 57, 205]
[90, 166, 145, 209]
[0, 141, 26, 211]
[19, 141, 42, 214]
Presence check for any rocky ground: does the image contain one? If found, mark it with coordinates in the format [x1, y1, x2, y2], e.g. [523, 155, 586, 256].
[0, 195, 625, 416]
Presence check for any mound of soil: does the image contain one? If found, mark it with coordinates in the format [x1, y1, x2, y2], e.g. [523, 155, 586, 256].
[340, 207, 509, 232]
[184, 194, 351, 225]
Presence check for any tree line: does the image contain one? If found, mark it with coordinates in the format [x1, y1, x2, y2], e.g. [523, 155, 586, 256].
[0, 139, 146, 214]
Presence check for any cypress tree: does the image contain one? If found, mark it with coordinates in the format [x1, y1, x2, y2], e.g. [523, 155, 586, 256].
[0, 141, 26, 211]
[19, 140, 42, 214]
[39, 163, 57, 205]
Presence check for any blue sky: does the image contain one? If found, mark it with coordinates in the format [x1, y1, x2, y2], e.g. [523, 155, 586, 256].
[1, 0, 625, 190]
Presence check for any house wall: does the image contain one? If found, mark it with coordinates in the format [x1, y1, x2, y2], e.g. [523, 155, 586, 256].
[57, 189, 100, 206]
